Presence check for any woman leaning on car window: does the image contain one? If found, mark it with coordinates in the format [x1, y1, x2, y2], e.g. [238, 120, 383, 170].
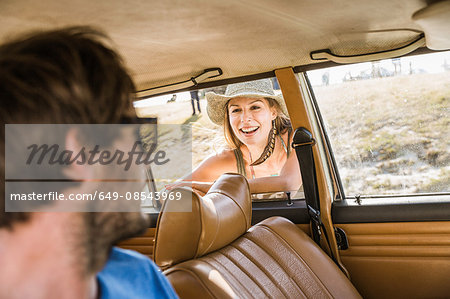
[166, 79, 302, 195]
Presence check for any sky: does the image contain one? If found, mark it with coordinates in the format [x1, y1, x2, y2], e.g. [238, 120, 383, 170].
[134, 91, 192, 107]
[308, 51, 450, 86]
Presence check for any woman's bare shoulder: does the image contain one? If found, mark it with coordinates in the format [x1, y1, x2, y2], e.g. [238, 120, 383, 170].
[203, 149, 236, 168]
[190, 149, 237, 181]
[215, 148, 236, 160]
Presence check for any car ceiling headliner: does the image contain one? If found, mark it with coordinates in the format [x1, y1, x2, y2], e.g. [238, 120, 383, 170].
[0, 0, 429, 92]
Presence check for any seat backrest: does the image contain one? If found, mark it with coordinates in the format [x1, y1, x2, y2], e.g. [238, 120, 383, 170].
[154, 173, 361, 298]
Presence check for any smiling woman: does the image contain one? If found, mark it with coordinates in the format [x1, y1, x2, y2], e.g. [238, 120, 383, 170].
[172, 79, 302, 195]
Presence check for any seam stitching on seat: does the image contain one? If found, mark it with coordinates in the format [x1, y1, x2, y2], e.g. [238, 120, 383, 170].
[218, 247, 273, 299]
[232, 236, 305, 298]
[193, 193, 204, 258]
[208, 191, 249, 226]
[202, 253, 253, 298]
[199, 198, 221, 256]
[253, 225, 328, 291]
[166, 263, 218, 299]
[253, 224, 333, 297]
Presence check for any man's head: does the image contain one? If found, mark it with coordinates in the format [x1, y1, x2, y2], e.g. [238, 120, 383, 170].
[0, 27, 149, 274]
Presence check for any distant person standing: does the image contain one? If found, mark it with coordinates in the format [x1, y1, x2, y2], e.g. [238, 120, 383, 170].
[322, 71, 329, 86]
[167, 94, 177, 103]
[190, 90, 201, 115]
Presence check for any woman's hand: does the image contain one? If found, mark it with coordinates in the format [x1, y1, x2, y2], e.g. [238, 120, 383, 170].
[191, 181, 212, 195]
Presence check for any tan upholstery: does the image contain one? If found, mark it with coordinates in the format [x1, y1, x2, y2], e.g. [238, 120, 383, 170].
[154, 173, 251, 269]
[337, 222, 450, 299]
[117, 228, 155, 259]
[154, 173, 361, 298]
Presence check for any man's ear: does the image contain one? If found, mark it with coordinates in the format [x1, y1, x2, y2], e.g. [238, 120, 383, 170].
[61, 128, 93, 180]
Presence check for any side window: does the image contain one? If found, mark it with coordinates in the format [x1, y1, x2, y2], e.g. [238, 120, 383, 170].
[134, 77, 302, 201]
[307, 52, 450, 197]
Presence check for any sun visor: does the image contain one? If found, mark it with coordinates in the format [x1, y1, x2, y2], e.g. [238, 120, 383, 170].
[413, 0, 450, 50]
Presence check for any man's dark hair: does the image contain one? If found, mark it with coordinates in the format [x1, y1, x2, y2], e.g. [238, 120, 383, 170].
[0, 27, 136, 229]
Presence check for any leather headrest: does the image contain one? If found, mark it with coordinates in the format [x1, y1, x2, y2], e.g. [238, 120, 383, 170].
[153, 173, 251, 269]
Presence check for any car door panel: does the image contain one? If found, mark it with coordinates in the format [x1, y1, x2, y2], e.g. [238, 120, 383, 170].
[334, 205, 450, 299]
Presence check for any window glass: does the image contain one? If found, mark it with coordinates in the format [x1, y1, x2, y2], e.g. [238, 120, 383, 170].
[134, 78, 303, 201]
[307, 52, 450, 196]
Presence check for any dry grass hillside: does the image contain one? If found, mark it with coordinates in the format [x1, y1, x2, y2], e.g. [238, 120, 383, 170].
[315, 71, 449, 195]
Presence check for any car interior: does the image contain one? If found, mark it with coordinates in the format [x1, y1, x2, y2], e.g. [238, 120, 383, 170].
[1, 0, 449, 298]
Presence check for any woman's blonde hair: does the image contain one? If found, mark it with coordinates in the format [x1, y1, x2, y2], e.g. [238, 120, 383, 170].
[223, 97, 292, 154]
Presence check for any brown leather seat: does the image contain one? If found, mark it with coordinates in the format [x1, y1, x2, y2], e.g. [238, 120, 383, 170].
[154, 173, 361, 298]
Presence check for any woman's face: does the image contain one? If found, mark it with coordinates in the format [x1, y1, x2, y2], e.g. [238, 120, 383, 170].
[227, 97, 276, 147]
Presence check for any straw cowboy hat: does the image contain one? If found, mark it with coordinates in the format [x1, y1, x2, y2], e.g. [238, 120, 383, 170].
[206, 79, 288, 125]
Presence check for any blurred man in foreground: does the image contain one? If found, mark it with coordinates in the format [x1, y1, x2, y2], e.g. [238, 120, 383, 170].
[0, 27, 177, 299]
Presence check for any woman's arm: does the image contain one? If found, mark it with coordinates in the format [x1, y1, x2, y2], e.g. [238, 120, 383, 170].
[166, 141, 301, 195]
[164, 150, 236, 192]
[185, 150, 236, 182]
[180, 148, 302, 195]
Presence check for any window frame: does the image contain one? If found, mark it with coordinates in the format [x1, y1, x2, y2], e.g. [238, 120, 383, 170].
[299, 54, 450, 225]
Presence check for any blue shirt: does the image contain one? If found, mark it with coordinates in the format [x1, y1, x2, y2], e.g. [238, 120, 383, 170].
[97, 247, 178, 299]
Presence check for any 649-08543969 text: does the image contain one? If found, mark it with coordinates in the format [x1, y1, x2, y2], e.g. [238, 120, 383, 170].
[9, 191, 182, 201]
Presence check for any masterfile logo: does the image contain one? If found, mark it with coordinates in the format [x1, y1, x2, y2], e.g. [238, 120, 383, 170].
[4, 124, 192, 212]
